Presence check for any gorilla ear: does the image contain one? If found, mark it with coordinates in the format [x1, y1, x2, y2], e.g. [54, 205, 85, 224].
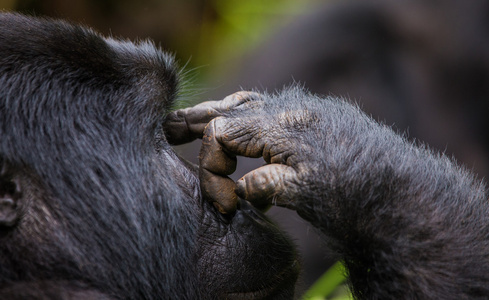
[0, 160, 22, 227]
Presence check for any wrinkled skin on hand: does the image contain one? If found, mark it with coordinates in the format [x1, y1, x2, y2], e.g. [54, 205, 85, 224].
[164, 91, 309, 214]
[165, 87, 489, 299]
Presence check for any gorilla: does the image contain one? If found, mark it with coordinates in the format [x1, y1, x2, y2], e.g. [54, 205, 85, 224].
[166, 89, 489, 299]
[1, 11, 489, 300]
[0, 13, 298, 299]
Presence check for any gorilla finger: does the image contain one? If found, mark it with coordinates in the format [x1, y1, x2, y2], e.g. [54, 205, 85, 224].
[163, 100, 223, 145]
[210, 117, 269, 159]
[163, 108, 200, 145]
[220, 91, 262, 109]
[200, 169, 238, 214]
[199, 118, 238, 214]
[200, 118, 237, 175]
[235, 164, 299, 211]
[163, 91, 260, 145]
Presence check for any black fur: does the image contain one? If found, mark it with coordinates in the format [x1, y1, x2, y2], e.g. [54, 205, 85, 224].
[0, 13, 298, 299]
[220, 87, 489, 299]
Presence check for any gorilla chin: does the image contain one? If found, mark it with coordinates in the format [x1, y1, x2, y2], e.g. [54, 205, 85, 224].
[196, 196, 300, 299]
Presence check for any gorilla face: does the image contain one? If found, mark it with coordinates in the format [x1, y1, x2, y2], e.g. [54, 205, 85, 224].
[0, 13, 298, 299]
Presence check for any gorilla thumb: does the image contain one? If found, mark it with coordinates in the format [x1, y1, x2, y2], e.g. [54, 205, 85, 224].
[235, 164, 298, 212]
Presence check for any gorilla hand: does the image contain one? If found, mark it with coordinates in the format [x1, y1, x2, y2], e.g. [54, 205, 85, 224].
[166, 88, 489, 299]
[199, 99, 319, 214]
[164, 88, 328, 215]
[163, 92, 260, 145]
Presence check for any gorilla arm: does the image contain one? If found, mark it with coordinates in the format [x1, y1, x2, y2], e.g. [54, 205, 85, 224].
[164, 88, 489, 299]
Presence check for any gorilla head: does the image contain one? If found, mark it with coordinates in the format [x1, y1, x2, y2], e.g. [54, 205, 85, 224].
[0, 13, 298, 299]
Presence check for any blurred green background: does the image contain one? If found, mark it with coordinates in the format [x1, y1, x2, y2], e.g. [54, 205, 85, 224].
[0, 0, 317, 96]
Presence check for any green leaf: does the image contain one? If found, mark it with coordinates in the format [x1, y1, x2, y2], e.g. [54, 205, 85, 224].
[302, 261, 351, 300]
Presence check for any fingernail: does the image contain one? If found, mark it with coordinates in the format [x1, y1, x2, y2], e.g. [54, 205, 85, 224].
[235, 178, 246, 199]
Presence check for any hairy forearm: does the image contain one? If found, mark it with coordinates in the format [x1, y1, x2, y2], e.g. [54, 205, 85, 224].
[294, 99, 489, 298]
[164, 87, 489, 298]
